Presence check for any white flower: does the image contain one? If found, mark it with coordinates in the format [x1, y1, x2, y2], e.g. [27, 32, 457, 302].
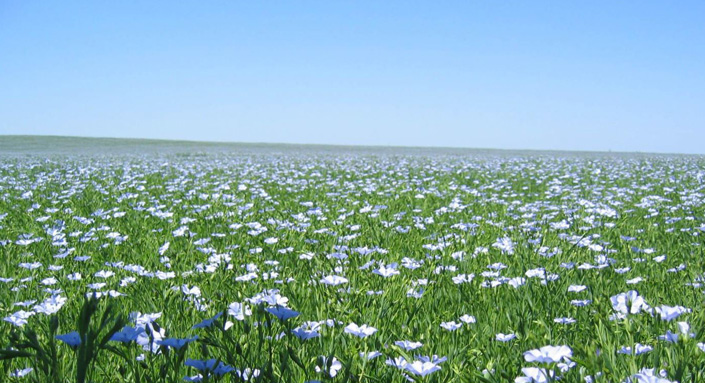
[523, 345, 572, 363]
[181, 285, 201, 297]
[568, 285, 587, 293]
[493, 237, 515, 255]
[94, 270, 115, 278]
[67, 273, 82, 281]
[360, 351, 383, 360]
[11, 368, 33, 378]
[386, 356, 408, 369]
[452, 274, 474, 284]
[372, 264, 399, 277]
[292, 325, 320, 340]
[624, 368, 676, 383]
[315, 356, 342, 377]
[33, 295, 67, 315]
[611, 291, 651, 315]
[320, 275, 348, 286]
[344, 323, 377, 338]
[618, 343, 653, 355]
[404, 360, 442, 376]
[554, 317, 576, 324]
[158, 242, 170, 255]
[440, 321, 462, 331]
[4, 310, 35, 327]
[654, 305, 691, 321]
[515, 367, 555, 383]
[496, 333, 516, 342]
[395, 340, 423, 351]
[227, 302, 252, 320]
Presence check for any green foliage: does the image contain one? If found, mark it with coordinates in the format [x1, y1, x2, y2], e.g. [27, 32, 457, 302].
[1, 152, 705, 382]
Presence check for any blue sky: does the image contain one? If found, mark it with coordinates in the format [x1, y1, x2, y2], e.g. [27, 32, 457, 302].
[1, 1, 703, 153]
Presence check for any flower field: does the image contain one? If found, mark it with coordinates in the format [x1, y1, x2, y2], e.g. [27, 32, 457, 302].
[2, 147, 705, 382]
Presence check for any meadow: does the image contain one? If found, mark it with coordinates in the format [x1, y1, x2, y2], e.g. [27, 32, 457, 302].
[1, 137, 704, 383]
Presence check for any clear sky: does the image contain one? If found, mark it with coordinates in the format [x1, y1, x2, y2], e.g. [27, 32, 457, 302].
[1, 1, 704, 153]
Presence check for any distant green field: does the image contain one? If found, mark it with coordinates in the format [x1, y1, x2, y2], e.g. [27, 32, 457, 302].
[0, 135, 678, 158]
[0, 135, 317, 156]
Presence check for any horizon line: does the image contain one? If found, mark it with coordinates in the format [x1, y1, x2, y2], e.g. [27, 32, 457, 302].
[0, 134, 702, 157]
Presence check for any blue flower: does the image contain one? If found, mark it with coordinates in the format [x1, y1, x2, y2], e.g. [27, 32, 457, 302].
[110, 326, 145, 343]
[157, 336, 199, 349]
[265, 306, 300, 321]
[192, 312, 223, 329]
[185, 359, 235, 376]
[56, 331, 81, 348]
